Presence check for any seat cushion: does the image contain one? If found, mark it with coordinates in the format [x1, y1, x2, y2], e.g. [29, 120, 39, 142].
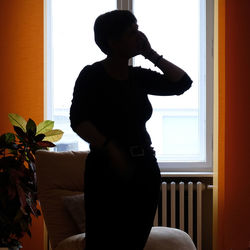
[55, 227, 196, 250]
[144, 227, 196, 250]
[62, 193, 85, 233]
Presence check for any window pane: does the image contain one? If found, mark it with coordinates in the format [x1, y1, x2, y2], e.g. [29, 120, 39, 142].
[49, 0, 116, 151]
[133, 0, 206, 162]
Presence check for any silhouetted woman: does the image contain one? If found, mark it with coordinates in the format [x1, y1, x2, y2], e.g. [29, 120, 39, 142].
[70, 10, 192, 250]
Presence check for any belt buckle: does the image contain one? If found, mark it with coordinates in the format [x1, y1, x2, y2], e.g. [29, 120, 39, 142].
[129, 145, 144, 157]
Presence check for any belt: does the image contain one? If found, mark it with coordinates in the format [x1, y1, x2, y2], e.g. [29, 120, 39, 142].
[128, 145, 155, 157]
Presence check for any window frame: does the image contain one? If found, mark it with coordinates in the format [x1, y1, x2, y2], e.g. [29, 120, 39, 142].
[44, 0, 214, 173]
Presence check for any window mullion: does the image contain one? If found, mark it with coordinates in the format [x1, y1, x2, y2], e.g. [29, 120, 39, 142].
[117, 0, 122, 9]
[118, 0, 133, 11]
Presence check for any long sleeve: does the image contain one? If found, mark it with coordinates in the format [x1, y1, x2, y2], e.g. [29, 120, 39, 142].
[132, 67, 193, 96]
[70, 65, 96, 132]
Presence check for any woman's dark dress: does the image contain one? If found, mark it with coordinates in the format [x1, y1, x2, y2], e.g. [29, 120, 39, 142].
[70, 62, 192, 250]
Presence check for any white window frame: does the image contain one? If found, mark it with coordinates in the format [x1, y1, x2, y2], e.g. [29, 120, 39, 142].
[44, 0, 214, 173]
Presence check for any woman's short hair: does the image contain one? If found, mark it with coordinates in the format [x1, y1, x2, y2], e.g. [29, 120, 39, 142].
[94, 10, 137, 55]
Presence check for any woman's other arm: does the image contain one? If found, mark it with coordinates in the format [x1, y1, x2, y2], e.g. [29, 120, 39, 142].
[75, 121, 106, 149]
[138, 31, 186, 82]
[146, 50, 186, 82]
[75, 121, 133, 179]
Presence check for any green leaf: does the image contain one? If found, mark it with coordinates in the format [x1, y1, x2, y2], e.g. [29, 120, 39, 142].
[14, 126, 27, 141]
[36, 120, 54, 135]
[8, 113, 27, 132]
[20, 217, 29, 232]
[37, 141, 55, 147]
[4, 133, 15, 144]
[0, 134, 5, 147]
[0, 133, 18, 151]
[34, 134, 45, 142]
[14, 209, 24, 222]
[26, 119, 37, 137]
[43, 129, 64, 142]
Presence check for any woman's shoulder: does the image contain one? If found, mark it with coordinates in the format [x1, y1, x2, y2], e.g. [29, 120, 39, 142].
[74, 62, 104, 93]
[75, 62, 104, 89]
[78, 61, 104, 78]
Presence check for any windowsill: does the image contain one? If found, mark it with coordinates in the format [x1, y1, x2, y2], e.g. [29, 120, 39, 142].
[160, 172, 213, 177]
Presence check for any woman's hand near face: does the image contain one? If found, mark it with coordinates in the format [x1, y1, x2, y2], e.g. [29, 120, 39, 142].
[136, 31, 152, 57]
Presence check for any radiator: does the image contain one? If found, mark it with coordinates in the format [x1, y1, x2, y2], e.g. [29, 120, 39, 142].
[154, 181, 205, 250]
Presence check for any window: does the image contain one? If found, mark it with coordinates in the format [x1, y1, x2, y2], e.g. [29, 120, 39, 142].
[45, 0, 214, 172]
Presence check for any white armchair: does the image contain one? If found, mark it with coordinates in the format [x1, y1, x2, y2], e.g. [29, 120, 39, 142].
[36, 150, 196, 250]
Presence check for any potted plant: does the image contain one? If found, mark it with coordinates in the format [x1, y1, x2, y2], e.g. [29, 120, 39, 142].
[0, 114, 63, 249]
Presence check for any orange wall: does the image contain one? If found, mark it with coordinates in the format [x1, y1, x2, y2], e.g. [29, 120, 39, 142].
[0, 1, 44, 250]
[218, 0, 250, 249]
[0, 0, 44, 131]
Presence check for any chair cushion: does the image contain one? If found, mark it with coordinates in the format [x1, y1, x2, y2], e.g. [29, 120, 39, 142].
[62, 193, 85, 233]
[55, 227, 196, 250]
[144, 227, 196, 250]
